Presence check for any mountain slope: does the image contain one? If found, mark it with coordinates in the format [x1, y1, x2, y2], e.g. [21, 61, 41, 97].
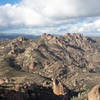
[0, 33, 100, 99]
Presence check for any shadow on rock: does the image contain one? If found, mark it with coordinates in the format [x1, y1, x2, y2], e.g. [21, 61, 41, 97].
[0, 83, 70, 100]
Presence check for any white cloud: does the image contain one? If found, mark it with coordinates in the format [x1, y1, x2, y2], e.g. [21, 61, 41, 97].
[67, 19, 100, 35]
[0, 4, 46, 27]
[0, 0, 100, 35]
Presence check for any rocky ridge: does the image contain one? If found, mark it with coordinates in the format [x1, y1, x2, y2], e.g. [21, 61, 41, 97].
[0, 33, 100, 100]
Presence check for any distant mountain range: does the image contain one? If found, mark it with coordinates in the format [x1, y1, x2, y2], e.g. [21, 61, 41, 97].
[0, 33, 40, 41]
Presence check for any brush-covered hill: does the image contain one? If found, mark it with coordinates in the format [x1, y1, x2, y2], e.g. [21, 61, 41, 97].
[0, 33, 100, 100]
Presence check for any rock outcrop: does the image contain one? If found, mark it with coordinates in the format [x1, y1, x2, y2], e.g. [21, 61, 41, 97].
[52, 78, 70, 100]
[88, 85, 100, 100]
[28, 62, 37, 72]
[41, 33, 54, 40]
[0, 79, 4, 85]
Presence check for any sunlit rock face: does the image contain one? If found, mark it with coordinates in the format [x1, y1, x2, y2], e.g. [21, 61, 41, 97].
[88, 85, 100, 100]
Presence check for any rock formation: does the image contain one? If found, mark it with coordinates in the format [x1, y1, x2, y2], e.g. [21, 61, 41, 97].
[0, 33, 100, 100]
[28, 62, 37, 72]
[52, 77, 70, 100]
[88, 85, 100, 100]
[0, 79, 4, 85]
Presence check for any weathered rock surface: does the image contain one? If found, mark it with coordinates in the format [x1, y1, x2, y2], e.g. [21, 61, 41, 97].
[88, 85, 100, 100]
[0, 33, 100, 100]
[52, 78, 70, 100]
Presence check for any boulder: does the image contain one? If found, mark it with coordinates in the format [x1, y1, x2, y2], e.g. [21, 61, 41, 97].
[88, 85, 100, 100]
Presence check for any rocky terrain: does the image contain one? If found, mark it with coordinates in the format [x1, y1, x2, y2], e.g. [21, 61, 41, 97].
[0, 33, 100, 100]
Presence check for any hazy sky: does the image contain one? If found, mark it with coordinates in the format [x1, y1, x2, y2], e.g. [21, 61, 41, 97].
[0, 0, 100, 36]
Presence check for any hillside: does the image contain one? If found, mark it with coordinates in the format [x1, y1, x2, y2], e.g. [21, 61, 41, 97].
[0, 33, 100, 100]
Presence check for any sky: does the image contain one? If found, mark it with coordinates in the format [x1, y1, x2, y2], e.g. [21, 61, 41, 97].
[0, 0, 100, 36]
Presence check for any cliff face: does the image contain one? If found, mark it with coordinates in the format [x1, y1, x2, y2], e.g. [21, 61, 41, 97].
[0, 33, 100, 100]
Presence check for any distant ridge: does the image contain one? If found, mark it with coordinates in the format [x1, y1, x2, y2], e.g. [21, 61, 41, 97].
[0, 33, 40, 41]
